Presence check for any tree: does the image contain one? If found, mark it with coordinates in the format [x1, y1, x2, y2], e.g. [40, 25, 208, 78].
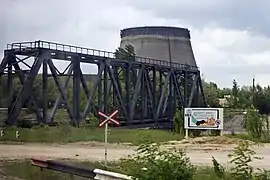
[174, 108, 184, 134]
[253, 85, 270, 115]
[238, 86, 252, 109]
[202, 80, 220, 107]
[231, 79, 240, 108]
[245, 105, 264, 139]
[115, 44, 135, 61]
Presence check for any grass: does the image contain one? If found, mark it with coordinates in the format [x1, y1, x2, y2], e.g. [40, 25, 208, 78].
[0, 126, 181, 145]
[2, 160, 227, 180]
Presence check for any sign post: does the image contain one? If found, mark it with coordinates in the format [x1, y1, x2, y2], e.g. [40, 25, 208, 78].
[98, 110, 120, 167]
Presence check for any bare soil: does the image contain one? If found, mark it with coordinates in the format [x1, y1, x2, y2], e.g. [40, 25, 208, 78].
[1, 138, 270, 170]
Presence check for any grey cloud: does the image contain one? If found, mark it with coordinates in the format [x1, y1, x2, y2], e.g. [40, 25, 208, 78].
[201, 64, 270, 88]
[124, 0, 270, 37]
[1, 0, 270, 88]
[0, 0, 124, 51]
[203, 64, 270, 75]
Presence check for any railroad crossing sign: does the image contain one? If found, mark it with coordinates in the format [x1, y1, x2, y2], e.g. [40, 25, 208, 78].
[98, 110, 120, 127]
[98, 110, 120, 167]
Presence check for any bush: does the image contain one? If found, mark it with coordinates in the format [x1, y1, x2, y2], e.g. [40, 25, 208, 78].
[86, 113, 99, 129]
[174, 108, 184, 134]
[120, 142, 196, 180]
[57, 119, 71, 136]
[212, 141, 270, 180]
[245, 105, 264, 139]
[228, 141, 259, 179]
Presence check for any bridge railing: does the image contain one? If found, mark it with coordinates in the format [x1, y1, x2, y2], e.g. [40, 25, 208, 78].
[7, 40, 199, 71]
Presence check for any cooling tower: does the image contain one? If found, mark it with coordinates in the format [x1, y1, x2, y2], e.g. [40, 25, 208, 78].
[120, 26, 197, 66]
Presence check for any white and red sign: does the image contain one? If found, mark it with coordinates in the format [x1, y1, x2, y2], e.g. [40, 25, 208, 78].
[98, 110, 120, 127]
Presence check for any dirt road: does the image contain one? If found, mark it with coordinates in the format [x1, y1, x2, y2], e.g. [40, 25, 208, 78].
[0, 142, 270, 169]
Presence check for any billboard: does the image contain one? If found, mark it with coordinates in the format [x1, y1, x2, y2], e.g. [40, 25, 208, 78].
[184, 108, 223, 130]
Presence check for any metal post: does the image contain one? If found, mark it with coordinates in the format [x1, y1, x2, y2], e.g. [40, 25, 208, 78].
[104, 65, 108, 113]
[42, 59, 48, 124]
[252, 76, 255, 106]
[98, 64, 102, 111]
[126, 63, 130, 122]
[104, 123, 108, 167]
[141, 68, 145, 122]
[184, 71, 188, 107]
[73, 59, 80, 126]
[153, 67, 157, 126]
[169, 74, 173, 130]
[7, 59, 13, 120]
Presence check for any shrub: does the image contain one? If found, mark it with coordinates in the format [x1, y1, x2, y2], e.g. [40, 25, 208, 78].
[212, 157, 225, 179]
[57, 119, 71, 135]
[212, 141, 270, 180]
[120, 142, 196, 180]
[174, 108, 184, 134]
[228, 141, 259, 179]
[245, 105, 264, 139]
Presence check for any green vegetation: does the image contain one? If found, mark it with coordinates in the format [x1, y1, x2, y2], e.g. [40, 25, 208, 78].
[174, 108, 184, 134]
[3, 160, 120, 180]
[235, 105, 270, 143]
[0, 126, 181, 145]
[203, 78, 270, 116]
[121, 142, 196, 179]
[2, 141, 270, 180]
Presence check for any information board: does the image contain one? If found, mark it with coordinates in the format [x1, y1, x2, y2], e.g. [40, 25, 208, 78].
[184, 108, 223, 130]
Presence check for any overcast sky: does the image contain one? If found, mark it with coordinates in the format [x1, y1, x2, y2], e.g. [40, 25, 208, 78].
[1, 0, 270, 88]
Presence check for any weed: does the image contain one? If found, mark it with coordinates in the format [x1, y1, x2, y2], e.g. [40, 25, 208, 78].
[120, 140, 196, 179]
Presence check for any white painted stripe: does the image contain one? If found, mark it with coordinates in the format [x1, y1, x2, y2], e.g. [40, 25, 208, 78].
[98, 110, 119, 127]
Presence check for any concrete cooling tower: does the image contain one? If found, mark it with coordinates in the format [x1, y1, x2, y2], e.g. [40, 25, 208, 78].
[120, 26, 197, 66]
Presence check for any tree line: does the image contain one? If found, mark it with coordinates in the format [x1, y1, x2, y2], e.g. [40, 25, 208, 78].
[203, 79, 270, 115]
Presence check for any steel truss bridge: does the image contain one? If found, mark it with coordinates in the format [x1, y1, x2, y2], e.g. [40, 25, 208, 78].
[0, 40, 206, 128]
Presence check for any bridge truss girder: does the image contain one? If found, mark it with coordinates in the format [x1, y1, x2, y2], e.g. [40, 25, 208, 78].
[0, 41, 206, 128]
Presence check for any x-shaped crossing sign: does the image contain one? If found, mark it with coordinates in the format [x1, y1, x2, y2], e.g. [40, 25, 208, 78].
[98, 110, 120, 127]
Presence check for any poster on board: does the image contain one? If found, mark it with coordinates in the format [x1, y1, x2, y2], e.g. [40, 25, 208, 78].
[184, 108, 224, 130]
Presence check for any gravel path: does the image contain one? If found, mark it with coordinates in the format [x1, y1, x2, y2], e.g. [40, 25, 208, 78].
[1, 142, 270, 170]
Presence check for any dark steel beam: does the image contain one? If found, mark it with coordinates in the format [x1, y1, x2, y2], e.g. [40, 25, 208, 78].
[7, 56, 13, 119]
[172, 72, 184, 107]
[47, 59, 74, 123]
[198, 75, 207, 106]
[49, 63, 73, 122]
[73, 58, 81, 125]
[2, 41, 207, 128]
[106, 62, 128, 118]
[130, 68, 143, 121]
[11, 55, 43, 123]
[7, 53, 45, 125]
[187, 74, 198, 107]
[82, 63, 105, 119]
[155, 71, 171, 120]
[43, 59, 48, 123]
[125, 63, 131, 121]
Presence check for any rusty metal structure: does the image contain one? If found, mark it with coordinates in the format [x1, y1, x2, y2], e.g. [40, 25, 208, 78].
[0, 38, 206, 128]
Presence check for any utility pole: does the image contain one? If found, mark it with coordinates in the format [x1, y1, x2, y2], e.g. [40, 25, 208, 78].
[252, 76, 255, 106]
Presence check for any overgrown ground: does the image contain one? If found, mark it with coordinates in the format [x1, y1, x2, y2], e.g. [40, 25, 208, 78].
[1, 128, 270, 179]
[0, 126, 181, 145]
[1, 124, 269, 146]
[0, 125, 263, 145]
[1, 106, 270, 179]
[0, 160, 229, 180]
